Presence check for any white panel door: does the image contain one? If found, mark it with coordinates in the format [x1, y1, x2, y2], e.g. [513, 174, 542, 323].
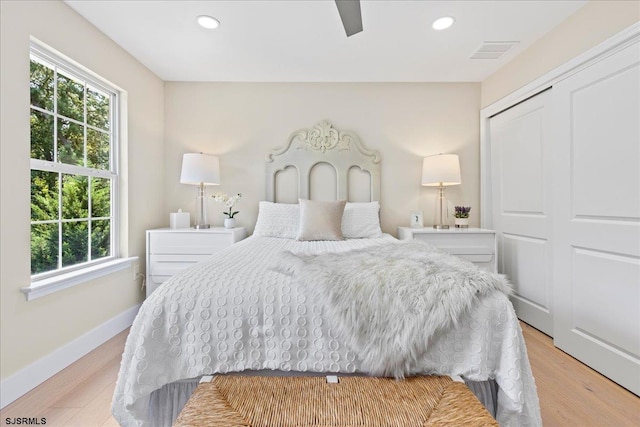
[552, 40, 640, 395]
[489, 90, 554, 335]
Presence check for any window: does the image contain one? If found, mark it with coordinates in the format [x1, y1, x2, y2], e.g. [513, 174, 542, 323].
[30, 44, 119, 282]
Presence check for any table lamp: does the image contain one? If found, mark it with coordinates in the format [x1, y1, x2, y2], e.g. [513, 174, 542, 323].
[180, 153, 220, 229]
[422, 154, 461, 229]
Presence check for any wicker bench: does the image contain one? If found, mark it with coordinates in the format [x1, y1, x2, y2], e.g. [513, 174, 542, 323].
[173, 375, 498, 426]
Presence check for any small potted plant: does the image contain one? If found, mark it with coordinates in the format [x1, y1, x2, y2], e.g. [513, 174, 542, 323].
[454, 206, 471, 228]
[212, 192, 242, 228]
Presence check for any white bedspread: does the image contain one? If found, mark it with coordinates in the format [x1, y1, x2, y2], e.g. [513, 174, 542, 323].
[112, 235, 541, 426]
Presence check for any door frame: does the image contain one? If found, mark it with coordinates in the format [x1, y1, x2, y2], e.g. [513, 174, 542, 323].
[480, 22, 640, 229]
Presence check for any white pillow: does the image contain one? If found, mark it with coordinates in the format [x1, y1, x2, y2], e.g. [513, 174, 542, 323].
[297, 199, 346, 241]
[253, 202, 299, 239]
[341, 201, 382, 239]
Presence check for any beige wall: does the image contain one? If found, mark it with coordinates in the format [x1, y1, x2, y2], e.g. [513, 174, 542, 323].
[481, 0, 640, 107]
[164, 82, 480, 235]
[0, 0, 165, 379]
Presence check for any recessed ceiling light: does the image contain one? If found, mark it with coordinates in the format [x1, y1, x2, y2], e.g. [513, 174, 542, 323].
[197, 15, 220, 29]
[432, 16, 455, 31]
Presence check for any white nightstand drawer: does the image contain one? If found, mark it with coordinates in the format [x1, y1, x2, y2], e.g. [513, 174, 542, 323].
[147, 275, 170, 297]
[398, 227, 497, 273]
[148, 275, 171, 286]
[411, 233, 494, 252]
[146, 227, 246, 298]
[149, 254, 212, 276]
[457, 254, 495, 272]
[149, 232, 231, 254]
[458, 253, 494, 263]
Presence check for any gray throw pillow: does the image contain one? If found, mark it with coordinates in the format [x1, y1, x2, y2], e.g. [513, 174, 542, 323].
[296, 199, 346, 241]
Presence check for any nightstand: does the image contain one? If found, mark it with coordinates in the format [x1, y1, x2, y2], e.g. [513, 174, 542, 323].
[146, 227, 246, 297]
[397, 227, 497, 273]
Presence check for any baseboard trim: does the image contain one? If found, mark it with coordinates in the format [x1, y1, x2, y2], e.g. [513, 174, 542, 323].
[0, 303, 140, 409]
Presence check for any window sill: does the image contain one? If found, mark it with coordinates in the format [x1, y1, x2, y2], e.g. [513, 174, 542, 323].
[22, 257, 137, 301]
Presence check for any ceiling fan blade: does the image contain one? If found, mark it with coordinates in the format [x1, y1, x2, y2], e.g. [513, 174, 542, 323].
[335, 0, 363, 37]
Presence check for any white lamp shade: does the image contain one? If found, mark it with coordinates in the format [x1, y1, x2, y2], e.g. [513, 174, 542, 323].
[422, 154, 461, 186]
[180, 153, 220, 185]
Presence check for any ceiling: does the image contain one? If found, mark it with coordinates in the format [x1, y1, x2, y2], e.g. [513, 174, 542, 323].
[65, 0, 586, 82]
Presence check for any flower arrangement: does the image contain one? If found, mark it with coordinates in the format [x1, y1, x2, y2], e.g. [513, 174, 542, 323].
[212, 192, 242, 218]
[454, 206, 471, 219]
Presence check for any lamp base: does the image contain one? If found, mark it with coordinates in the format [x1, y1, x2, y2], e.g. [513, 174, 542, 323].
[433, 224, 450, 229]
[194, 184, 210, 230]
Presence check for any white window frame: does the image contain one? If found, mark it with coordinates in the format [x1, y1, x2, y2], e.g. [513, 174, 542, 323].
[23, 41, 134, 301]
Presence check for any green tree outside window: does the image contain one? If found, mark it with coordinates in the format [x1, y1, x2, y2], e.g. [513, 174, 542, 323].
[30, 51, 116, 276]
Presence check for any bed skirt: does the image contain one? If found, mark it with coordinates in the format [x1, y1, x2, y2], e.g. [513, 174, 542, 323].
[146, 373, 498, 427]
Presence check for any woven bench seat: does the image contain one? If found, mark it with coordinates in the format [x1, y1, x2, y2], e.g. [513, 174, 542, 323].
[173, 375, 498, 426]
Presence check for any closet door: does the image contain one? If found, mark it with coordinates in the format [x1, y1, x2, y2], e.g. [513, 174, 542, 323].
[489, 90, 554, 335]
[552, 40, 640, 394]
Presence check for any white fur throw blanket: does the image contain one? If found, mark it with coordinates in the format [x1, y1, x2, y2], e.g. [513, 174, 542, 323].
[276, 240, 512, 379]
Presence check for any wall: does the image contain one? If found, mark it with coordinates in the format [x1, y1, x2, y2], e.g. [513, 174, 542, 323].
[164, 82, 480, 235]
[481, 0, 640, 107]
[0, 0, 165, 381]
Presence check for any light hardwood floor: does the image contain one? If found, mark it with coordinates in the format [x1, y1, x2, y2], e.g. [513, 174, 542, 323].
[1, 323, 639, 426]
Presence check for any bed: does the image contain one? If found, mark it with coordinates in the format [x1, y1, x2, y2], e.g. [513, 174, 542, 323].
[112, 121, 541, 426]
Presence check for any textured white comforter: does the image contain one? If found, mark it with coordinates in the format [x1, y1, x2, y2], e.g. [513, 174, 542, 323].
[112, 235, 541, 426]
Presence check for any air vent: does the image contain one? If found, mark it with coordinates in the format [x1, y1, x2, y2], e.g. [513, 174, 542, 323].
[470, 41, 519, 60]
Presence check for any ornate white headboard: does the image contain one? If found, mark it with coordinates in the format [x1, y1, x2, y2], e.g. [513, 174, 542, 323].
[265, 121, 381, 202]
